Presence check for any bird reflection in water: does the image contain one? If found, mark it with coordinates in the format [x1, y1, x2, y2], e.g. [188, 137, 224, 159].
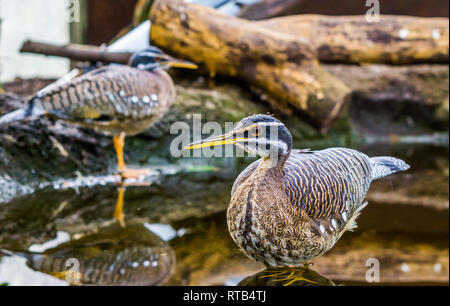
[114, 184, 127, 228]
[113, 177, 152, 228]
[238, 266, 338, 286]
[10, 223, 175, 286]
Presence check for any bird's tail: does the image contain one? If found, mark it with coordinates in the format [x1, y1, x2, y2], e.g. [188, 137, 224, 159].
[370, 156, 410, 180]
[0, 99, 45, 125]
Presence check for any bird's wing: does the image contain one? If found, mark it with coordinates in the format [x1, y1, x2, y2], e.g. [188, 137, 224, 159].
[31, 65, 165, 122]
[231, 158, 261, 196]
[282, 148, 373, 236]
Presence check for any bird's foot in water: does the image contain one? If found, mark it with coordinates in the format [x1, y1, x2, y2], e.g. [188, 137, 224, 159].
[260, 266, 319, 286]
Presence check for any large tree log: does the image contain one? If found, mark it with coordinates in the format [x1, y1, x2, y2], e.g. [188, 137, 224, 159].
[150, 1, 449, 66]
[258, 14, 449, 64]
[150, 0, 350, 131]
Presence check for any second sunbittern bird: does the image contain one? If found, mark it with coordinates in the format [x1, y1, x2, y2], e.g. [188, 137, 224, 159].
[186, 114, 410, 266]
[0, 46, 197, 179]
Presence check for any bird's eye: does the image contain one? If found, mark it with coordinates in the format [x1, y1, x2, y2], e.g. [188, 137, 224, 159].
[251, 127, 261, 137]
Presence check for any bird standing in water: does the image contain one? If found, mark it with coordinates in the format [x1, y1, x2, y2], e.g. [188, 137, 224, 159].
[186, 114, 410, 267]
[0, 46, 197, 179]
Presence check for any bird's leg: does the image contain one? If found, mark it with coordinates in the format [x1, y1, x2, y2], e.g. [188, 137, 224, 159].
[113, 132, 151, 179]
[113, 186, 126, 228]
[114, 133, 126, 173]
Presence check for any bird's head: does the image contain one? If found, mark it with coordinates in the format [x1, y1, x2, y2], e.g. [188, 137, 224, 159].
[185, 114, 293, 165]
[129, 47, 198, 71]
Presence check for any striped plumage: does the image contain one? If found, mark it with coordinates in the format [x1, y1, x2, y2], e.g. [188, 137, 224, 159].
[229, 147, 374, 266]
[186, 114, 410, 266]
[29, 64, 174, 136]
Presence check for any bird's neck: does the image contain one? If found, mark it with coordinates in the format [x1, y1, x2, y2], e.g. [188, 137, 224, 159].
[257, 151, 290, 178]
[248, 153, 289, 206]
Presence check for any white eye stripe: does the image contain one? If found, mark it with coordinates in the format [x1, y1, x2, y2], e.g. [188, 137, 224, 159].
[138, 52, 160, 58]
[138, 62, 158, 70]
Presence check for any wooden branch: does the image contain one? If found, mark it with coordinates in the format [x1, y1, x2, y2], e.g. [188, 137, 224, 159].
[150, 0, 351, 132]
[20, 40, 132, 64]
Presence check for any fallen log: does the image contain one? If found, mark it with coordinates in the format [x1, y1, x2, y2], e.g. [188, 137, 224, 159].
[150, 1, 449, 66]
[150, 0, 351, 132]
[258, 14, 449, 64]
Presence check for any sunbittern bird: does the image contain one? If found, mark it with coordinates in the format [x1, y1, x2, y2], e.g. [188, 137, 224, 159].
[186, 114, 410, 266]
[0, 47, 197, 179]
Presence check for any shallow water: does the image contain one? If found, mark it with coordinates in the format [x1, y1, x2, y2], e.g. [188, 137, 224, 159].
[0, 141, 448, 286]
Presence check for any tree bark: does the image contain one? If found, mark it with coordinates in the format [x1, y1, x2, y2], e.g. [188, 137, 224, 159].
[258, 14, 449, 64]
